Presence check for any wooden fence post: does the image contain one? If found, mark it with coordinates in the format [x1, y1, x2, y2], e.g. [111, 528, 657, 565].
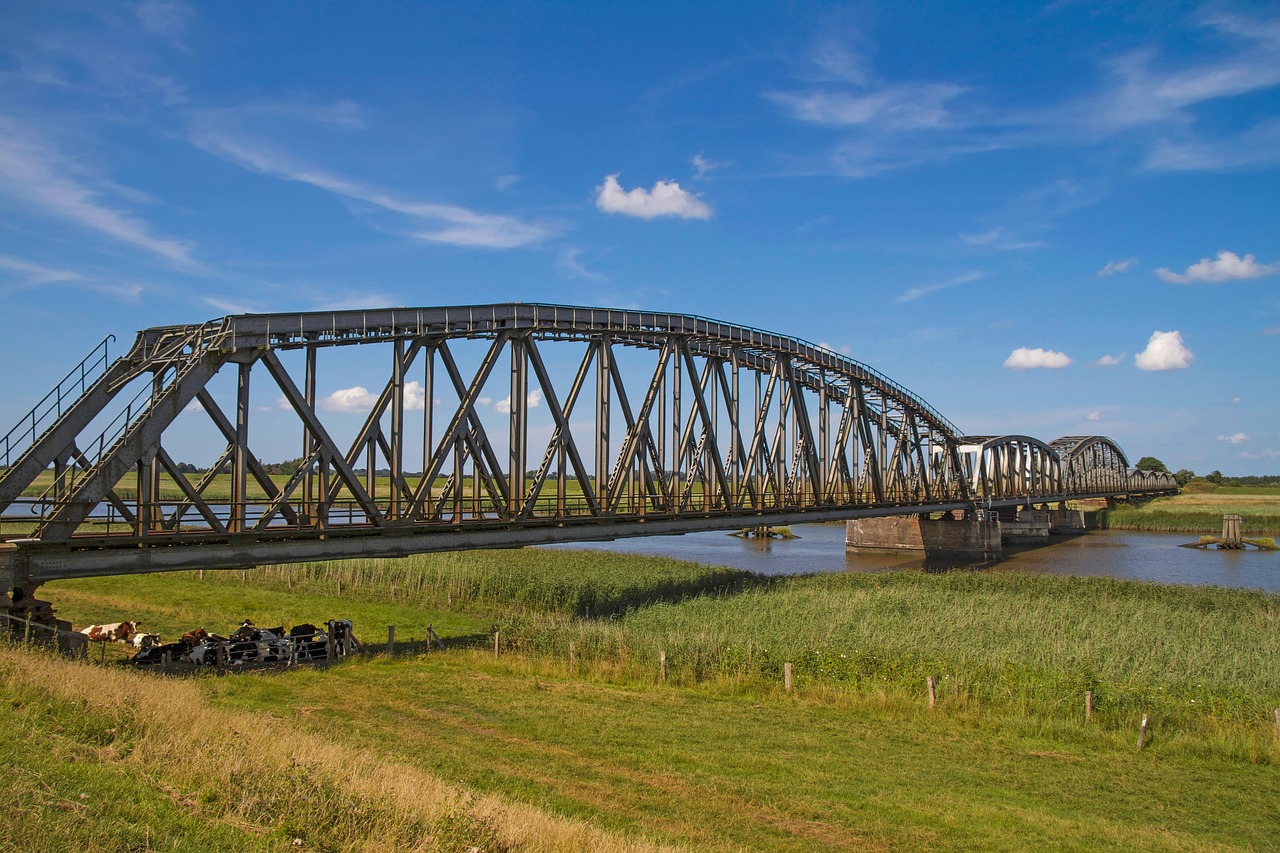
[1273, 708, 1279, 742]
[494, 630, 500, 658]
[1136, 714, 1148, 751]
[659, 650, 667, 682]
[387, 625, 395, 656]
[326, 620, 336, 661]
[784, 662, 793, 693]
[927, 675, 936, 708]
[569, 641, 576, 673]
[1085, 691, 1094, 722]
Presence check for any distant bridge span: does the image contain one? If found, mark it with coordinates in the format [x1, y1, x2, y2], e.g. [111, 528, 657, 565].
[0, 304, 1176, 588]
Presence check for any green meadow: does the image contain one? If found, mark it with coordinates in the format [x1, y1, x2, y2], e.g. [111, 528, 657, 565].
[3, 546, 1277, 851]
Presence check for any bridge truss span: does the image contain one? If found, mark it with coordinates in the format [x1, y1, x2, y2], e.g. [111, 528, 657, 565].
[0, 304, 1177, 583]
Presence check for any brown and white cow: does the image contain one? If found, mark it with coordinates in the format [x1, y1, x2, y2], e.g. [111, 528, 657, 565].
[79, 621, 137, 643]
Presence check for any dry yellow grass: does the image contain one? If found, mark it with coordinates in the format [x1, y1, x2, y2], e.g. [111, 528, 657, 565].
[0, 645, 682, 853]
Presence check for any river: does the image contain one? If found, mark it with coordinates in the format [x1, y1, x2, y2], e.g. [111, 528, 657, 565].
[546, 523, 1280, 593]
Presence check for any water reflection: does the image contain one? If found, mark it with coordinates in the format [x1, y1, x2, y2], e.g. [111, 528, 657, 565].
[545, 523, 1280, 593]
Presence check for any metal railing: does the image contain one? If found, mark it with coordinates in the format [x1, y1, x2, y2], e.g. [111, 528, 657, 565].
[0, 336, 114, 469]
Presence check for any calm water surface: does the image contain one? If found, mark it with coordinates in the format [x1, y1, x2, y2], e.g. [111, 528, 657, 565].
[547, 523, 1280, 593]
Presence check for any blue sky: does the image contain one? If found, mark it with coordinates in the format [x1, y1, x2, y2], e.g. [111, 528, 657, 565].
[0, 0, 1277, 474]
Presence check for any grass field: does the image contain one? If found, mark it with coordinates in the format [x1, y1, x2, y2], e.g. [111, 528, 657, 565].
[3, 546, 1276, 850]
[1100, 487, 1280, 535]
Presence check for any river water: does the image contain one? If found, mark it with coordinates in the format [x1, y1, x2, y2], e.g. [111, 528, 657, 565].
[547, 523, 1280, 593]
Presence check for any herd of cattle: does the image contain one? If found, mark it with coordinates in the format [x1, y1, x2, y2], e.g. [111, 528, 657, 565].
[76, 618, 358, 667]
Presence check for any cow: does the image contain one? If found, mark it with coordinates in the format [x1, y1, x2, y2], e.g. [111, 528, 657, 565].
[132, 632, 162, 650]
[79, 622, 137, 644]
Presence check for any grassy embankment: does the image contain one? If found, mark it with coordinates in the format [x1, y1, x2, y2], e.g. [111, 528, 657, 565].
[5, 549, 1278, 850]
[1097, 485, 1280, 535]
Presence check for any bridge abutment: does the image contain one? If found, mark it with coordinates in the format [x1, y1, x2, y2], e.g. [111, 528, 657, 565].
[846, 514, 1001, 562]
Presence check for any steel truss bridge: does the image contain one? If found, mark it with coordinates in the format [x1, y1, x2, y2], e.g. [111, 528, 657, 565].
[0, 304, 1176, 589]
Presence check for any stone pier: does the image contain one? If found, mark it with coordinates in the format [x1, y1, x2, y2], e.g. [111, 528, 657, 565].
[846, 514, 1001, 561]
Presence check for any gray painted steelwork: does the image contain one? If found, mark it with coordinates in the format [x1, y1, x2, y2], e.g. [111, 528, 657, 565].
[0, 304, 1177, 586]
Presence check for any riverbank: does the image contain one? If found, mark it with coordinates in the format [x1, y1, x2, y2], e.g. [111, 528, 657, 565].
[1095, 487, 1280, 535]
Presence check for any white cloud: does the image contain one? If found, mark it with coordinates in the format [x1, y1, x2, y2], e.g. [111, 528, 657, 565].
[1265, 449, 1280, 458]
[595, 174, 712, 220]
[191, 131, 552, 248]
[1135, 330, 1193, 371]
[1267, 326, 1280, 336]
[134, 0, 195, 42]
[495, 388, 543, 414]
[1218, 432, 1249, 444]
[1086, 411, 1102, 422]
[896, 270, 984, 303]
[691, 153, 727, 179]
[554, 247, 605, 281]
[1094, 352, 1126, 367]
[1003, 347, 1072, 370]
[1097, 258, 1137, 276]
[0, 254, 82, 285]
[321, 386, 377, 412]
[817, 341, 853, 355]
[1155, 250, 1278, 283]
[959, 227, 1047, 252]
[1230, 396, 1242, 404]
[768, 83, 966, 131]
[494, 174, 518, 190]
[0, 117, 195, 264]
[317, 381, 428, 413]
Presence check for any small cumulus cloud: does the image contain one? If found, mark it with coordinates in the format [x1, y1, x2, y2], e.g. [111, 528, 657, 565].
[1086, 411, 1102, 422]
[321, 381, 429, 413]
[1004, 347, 1071, 370]
[1097, 258, 1137, 276]
[321, 386, 377, 412]
[1135, 330, 1193, 371]
[554, 247, 605, 281]
[495, 388, 543, 414]
[494, 174, 518, 190]
[1265, 326, 1280, 336]
[1217, 432, 1249, 444]
[595, 174, 711, 220]
[817, 341, 853, 356]
[1264, 449, 1280, 458]
[1230, 396, 1241, 404]
[1093, 352, 1126, 367]
[1155, 250, 1278, 283]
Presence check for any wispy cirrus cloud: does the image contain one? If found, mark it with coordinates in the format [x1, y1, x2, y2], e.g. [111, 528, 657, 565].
[0, 117, 196, 265]
[769, 10, 1280, 178]
[191, 128, 554, 249]
[0, 254, 83, 285]
[896, 270, 983, 304]
[1098, 258, 1137, 276]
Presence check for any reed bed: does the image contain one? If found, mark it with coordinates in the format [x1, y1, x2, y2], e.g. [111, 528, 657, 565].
[199, 549, 764, 618]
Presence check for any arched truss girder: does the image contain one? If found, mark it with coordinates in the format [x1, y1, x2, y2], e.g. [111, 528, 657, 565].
[0, 304, 973, 551]
[1050, 435, 1130, 495]
[957, 435, 1063, 503]
[1127, 468, 1179, 492]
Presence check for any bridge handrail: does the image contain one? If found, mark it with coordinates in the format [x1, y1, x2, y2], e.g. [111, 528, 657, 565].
[30, 322, 230, 515]
[0, 336, 115, 469]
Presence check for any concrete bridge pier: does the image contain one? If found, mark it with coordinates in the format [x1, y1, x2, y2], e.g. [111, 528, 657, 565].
[846, 513, 1001, 562]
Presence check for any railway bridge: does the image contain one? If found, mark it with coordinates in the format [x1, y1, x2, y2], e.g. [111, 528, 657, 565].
[0, 304, 1176, 610]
